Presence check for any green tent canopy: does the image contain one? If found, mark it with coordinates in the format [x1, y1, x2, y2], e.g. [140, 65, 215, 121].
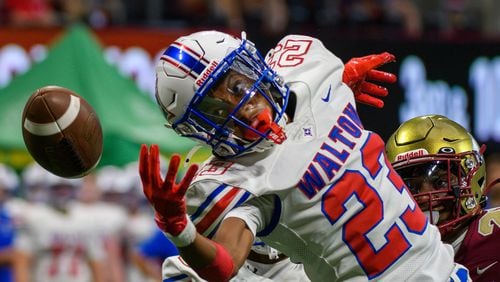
[0, 25, 202, 169]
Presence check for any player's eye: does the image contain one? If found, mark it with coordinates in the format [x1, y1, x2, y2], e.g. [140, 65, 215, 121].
[197, 96, 233, 125]
[228, 80, 247, 97]
[433, 179, 449, 189]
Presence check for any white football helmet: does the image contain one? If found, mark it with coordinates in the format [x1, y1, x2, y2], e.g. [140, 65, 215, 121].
[155, 30, 289, 158]
[46, 171, 81, 210]
[21, 162, 49, 203]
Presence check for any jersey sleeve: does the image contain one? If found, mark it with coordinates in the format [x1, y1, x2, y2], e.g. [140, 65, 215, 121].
[223, 194, 278, 237]
[265, 34, 345, 102]
[186, 180, 253, 237]
[162, 255, 206, 282]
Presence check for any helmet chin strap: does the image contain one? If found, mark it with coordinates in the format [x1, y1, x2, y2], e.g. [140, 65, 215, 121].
[243, 108, 286, 144]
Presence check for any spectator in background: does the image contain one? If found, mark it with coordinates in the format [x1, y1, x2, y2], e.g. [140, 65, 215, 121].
[85, 0, 126, 27]
[485, 153, 500, 208]
[384, 0, 422, 37]
[337, 0, 422, 37]
[472, 0, 500, 37]
[413, 0, 500, 38]
[4, 0, 58, 27]
[3, 0, 125, 27]
[0, 164, 19, 282]
[57, 0, 126, 27]
[457, 0, 500, 37]
[53, 0, 87, 25]
[339, 0, 386, 26]
[211, 0, 289, 36]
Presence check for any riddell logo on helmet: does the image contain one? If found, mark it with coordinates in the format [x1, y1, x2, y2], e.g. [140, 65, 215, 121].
[395, 149, 428, 161]
[196, 61, 218, 87]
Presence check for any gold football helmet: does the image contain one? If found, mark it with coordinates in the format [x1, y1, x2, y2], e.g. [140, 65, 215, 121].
[386, 114, 486, 239]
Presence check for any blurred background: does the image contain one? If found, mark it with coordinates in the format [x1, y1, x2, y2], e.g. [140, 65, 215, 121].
[0, 0, 499, 281]
[1, 0, 500, 167]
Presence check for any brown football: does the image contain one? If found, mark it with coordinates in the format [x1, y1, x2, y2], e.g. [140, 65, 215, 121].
[22, 86, 103, 178]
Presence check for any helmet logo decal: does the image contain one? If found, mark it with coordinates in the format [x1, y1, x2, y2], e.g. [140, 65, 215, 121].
[162, 42, 209, 80]
[195, 60, 218, 87]
[395, 148, 428, 161]
[438, 147, 455, 154]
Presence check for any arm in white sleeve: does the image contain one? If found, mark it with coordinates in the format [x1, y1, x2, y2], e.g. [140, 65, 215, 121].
[223, 194, 278, 237]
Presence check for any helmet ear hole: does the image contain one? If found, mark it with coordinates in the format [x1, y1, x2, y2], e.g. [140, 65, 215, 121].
[165, 92, 178, 120]
[477, 176, 485, 190]
[156, 90, 176, 123]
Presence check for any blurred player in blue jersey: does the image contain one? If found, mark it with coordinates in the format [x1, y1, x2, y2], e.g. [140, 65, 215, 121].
[386, 114, 500, 282]
[0, 164, 19, 282]
[140, 30, 470, 281]
[132, 227, 179, 281]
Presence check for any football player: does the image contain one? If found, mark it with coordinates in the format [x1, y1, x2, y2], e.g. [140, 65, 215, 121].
[140, 30, 470, 281]
[83, 166, 129, 282]
[0, 163, 19, 282]
[386, 114, 500, 282]
[13, 169, 106, 282]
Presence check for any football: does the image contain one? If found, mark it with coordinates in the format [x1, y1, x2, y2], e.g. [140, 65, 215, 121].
[22, 86, 103, 178]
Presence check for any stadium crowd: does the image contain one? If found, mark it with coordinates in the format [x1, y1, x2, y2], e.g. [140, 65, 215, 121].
[1, 0, 499, 281]
[1, 0, 500, 39]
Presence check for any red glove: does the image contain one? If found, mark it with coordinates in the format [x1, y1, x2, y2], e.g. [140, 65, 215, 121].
[139, 144, 199, 242]
[343, 52, 397, 108]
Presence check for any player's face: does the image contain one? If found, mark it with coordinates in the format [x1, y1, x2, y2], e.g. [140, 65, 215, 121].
[49, 184, 76, 211]
[202, 69, 275, 140]
[399, 162, 459, 224]
[412, 179, 454, 223]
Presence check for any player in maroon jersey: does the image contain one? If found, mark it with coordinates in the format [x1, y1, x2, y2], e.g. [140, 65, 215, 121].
[386, 114, 500, 281]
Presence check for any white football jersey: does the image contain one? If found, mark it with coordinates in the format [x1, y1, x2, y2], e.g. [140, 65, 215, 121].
[164, 175, 309, 281]
[15, 202, 105, 282]
[163, 254, 308, 282]
[71, 202, 129, 282]
[191, 35, 466, 281]
[72, 201, 128, 237]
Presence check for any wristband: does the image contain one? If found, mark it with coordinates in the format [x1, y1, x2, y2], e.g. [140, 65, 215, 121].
[195, 242, 235, 282]
[161, 215, 196, 247]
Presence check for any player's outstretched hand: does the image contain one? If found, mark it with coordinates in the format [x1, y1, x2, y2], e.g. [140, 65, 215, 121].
[343, 52, 397, 108]
[139, 144, 199, 237]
